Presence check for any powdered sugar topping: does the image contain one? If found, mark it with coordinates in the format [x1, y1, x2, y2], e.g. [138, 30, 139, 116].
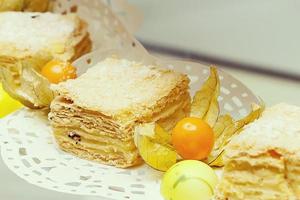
[0, 12, 76, 53]
[232, 103, 300, 152]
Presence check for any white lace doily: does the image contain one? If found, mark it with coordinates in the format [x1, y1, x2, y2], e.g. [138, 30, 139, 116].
[0, 60, 259, 200]
[0, 110, 162, 200]
[52, 0, 146, 53]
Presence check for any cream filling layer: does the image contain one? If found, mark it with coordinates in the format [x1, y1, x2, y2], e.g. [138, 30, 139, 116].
[50, 92, 190, 141]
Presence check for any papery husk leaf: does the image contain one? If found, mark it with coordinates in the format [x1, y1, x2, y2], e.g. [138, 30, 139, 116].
[21, 65, 54, 107]
[191, 67, 219, 123]
[154, 124, 172, 145]
[0, 65, 34, 107]
[138, 135, 177, 172]
[0, 54, 53, 108]
[208, 150, 225, 167]
[203, 67, 220, 127]
[134, 123, 171, 146]
[134, 123, 176, 171]
[207, 103, 265, 166]
[213, 114, 234, 139]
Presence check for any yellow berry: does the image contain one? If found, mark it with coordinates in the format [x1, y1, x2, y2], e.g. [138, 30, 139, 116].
[161, 160, 218, 200]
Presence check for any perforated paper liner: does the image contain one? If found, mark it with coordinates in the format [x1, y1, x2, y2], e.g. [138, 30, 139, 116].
[53, 0, 145, 54]
[0, 48, 259, 200]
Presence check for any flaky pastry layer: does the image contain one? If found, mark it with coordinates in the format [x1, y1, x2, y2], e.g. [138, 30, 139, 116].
[215, 104, 300, 200]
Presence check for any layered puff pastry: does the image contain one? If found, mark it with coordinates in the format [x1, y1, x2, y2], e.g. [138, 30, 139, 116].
[49, 58, 191, 168]
[215, 103, 300, 200]
[0, 0, 52, 12]
[0, 12, 91, 108]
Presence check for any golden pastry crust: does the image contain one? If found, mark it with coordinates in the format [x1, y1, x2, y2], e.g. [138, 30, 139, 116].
[215, 103, 300, 200]
[0, 0, 52, 12]
[49, 58, 191, 168]
[52, 58, 190, 123]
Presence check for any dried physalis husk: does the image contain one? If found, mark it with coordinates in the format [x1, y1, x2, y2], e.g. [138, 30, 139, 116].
[0, 65, 32, 107]
[0, 57, 32, 107]
[153, 124, 172, 145]
[135, 123, 176, 171]
[191, 67, 220, 127]
[20, 65, 54, 108]
[213, 114, 234, 139]
[207, 103, 265, 167]
[188, 66, 264, 167]
[208, 151, 225, 167]
[134, 67, 263, 170]
[0, 54, 54, 108]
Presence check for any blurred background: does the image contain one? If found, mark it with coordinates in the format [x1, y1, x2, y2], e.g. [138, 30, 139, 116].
[129, 0, 300, 106]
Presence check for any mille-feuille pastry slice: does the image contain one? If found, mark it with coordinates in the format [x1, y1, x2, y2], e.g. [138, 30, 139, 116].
[0, 12, 91, 62]
[215, 103, 300, 200]
[0, 12, 91, 108]
[0, 0, 52, 12]
[49, 58, 190, 168]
